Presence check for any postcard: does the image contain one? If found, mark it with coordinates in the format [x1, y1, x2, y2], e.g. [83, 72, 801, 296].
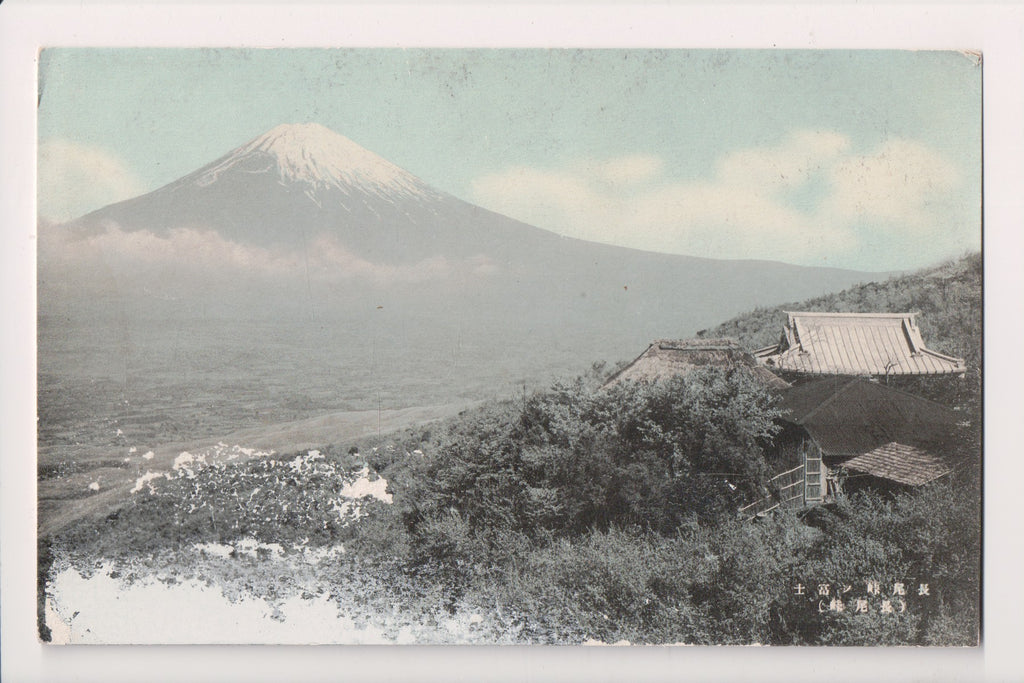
[32, 46, 984, 649]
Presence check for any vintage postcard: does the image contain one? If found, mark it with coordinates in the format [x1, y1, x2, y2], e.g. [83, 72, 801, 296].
[35, 47, 981, 648]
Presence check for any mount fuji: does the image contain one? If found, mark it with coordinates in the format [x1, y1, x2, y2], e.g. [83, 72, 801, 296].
[40, 123, 879, 400]
[63, 122, 564, 266]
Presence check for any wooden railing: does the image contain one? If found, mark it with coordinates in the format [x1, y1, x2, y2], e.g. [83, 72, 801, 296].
[739, 464, 805, 520]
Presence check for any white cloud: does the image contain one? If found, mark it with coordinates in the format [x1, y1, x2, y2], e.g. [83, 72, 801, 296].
[38, 139, 147, 223]
[38, 222, 496, 289]
[714, 130, 849, 190]
[590, 155, 664, 186]
[824, 138, 961, 230]
[470, 130, 974, 269]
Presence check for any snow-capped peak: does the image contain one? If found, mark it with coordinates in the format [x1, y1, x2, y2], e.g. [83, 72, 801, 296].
[195, 123, 438, 201]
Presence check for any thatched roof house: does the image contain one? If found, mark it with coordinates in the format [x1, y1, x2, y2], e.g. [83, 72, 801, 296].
[755, 312, 966, 377]
[603, 338, 790, 390]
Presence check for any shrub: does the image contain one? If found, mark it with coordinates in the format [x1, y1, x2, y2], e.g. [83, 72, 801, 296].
[475, 525, 716, 644]
[400, 366, 783, 561]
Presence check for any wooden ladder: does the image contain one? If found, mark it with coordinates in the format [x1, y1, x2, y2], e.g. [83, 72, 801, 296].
[804, 447, 824, 505]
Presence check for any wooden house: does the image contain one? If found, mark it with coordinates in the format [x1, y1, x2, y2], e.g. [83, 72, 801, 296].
[602, 338, 790, 390]
[742, 377, 960, 517]
[754, 311, 966, 377]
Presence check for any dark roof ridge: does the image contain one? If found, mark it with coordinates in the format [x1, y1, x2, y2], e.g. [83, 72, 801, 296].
[790, 376, 860, 424]
[785, 375, 958, 423]
[601, 344, 654, 388]
[856, 377, 960, 414]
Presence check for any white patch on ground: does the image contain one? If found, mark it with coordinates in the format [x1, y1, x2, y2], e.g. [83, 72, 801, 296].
[116, 428, 124, 437]
[444, 611, 489, 636]
[88, 482, 100, 492]
[193, 542, 235, 559]
[285, 449, 324, 474]
[329, 499, 355, 521]
[142, 451, 155, 460]
[339, 466, 393, 503]
[129, 446, 137, 454]
[130, 471, 170, 494]
[172, 451, 210, 479]
[173, 451, 193, 468]
[44, 564, 393, 644]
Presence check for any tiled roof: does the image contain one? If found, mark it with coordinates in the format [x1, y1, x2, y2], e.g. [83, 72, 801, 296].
[778, 378, 958, 459]
[842, 442, 951, 486]
[603, 338, 790, 390]
[755, 312, 965, 377]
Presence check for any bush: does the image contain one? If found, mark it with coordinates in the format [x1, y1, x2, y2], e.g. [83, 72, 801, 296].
[472, 525, 716, 644]
[399, 367, 783, 563]
[773, 473, 980, 645]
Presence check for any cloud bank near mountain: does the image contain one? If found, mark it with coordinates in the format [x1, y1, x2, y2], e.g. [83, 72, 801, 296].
[39, 221, 499, 290]
[471, 130, 973, 269]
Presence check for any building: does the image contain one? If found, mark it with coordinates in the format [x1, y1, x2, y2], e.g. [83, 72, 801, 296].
[754, 312, 966, 378]
[602, 338, 790, 391]
[742, 377, 960, 517]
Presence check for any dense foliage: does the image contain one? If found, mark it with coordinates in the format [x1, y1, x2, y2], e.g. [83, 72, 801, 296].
[354, 362, 979, 644]
[393, 367, 782, 561]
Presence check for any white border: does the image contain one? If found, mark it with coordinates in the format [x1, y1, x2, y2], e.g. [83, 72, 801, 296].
[3, 2, 1022, 682]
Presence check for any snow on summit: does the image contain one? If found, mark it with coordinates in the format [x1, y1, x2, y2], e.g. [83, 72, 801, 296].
[198, 123, 437, 201]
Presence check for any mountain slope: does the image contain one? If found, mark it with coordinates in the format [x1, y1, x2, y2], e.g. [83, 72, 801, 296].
[65, 122, 561, 265]
[46, 123, 879, 332]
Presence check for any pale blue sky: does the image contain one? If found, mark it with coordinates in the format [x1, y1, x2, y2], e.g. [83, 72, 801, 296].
[37, 48, 981, 271]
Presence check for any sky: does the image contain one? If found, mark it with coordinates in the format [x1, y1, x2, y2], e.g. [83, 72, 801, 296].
[37, 48, 981, 271]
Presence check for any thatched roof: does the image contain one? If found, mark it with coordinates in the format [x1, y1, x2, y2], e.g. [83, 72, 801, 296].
[603, 338, 790, 390]
[778, 377, 958, 459]
[842, 442, 951, 486]
[755, 312, 966, 377]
